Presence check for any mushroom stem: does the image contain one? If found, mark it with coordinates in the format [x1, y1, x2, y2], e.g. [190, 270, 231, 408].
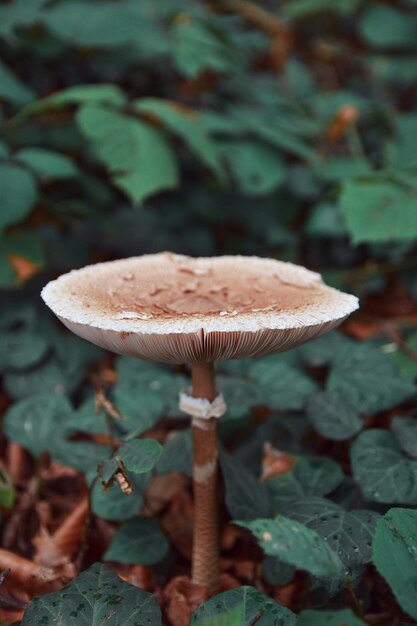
[191, 361, 219, 595]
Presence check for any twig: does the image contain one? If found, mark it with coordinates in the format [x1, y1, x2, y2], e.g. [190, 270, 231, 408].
[384, 324, 417, 362]
[212, 0, 289, 36]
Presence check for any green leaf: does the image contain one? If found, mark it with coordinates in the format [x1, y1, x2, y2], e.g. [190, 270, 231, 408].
[91, 472, 150, 521]
[218, 139, 286, 195]
[156, 429, 192, 478]
[15, 147, 79, 180]
[113, 382, 165, 437]
[388, 331, 417, 380]
[191, 586, 296, 626]
[0, 328, 49, 371]
[0, 163, 37, 230]
[0, 59, 35, 105]
[0, 468, 15, 509]
[239, 515, 343, 578]
[118, 438, 162, 474]
[296, 332, 353, 367]
[217, 375, 261, 421]
[394, 114, 417, 170]
[351, 429, 417, 504]
[66, 397, 108, 436]
[372, 508, 417, 620]
[249, 358, 317, 411]
[21, 562, 163, 625]
[267, 456, 344, 507]
[104, 517, 169, 565]
[286, 498, 379, 577]
[306, 390, 362, 441]
[3, 355, 73, 399]
[327, 342, 416, 414]
[42, 1, 143, 48]
[3, 392, 72, 458]
[134, 98, 224, 179]
[76, 104, 178, 204]
[263, 556, 295, 586]
[360, 5, 417, 49]
[172, 18, 235, 78]
[54, 440, 111, 475]
[340, 178, 417, 243]
[392, 416, 417, 459]
[220, 450, 271, 521]
[297, 609, 366, 625]
[21, 84, 127, 116]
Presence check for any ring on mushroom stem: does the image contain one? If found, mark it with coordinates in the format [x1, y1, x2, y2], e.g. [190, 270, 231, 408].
[41, 252, 359, 595]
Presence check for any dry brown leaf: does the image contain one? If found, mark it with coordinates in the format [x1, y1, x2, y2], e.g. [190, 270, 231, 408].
[261, 443, 295, 481]
[163, 575, 209, 626]
[0, 548, 74, 593]
[145, 473, 188, 515]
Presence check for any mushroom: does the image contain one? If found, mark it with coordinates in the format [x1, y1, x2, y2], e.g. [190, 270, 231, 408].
[41, 252, 358, 594]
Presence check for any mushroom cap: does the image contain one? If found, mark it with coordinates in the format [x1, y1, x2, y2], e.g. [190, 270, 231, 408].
[41, 253, 358, 363]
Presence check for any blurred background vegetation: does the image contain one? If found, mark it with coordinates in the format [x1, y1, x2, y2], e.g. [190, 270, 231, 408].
[2, 0, 417, 402]
[2, 2, 417, 621]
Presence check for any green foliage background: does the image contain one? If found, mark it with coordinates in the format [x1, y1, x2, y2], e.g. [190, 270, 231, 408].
[1, 0, 417, 624]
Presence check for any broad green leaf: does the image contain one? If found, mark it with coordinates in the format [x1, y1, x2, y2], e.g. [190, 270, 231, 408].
[388, 331, 417, 380]
[191, 586, 296, 626]
[351, 429, 417, 504]
[15, 147, 79, 180]
[0, 0, 45, 36]
[53, 440, 111, 475]
[340, 178, 417, 243]
[240, 515, 343, 578]
[263, 557, 295, 586]
[172, 18, 235, 78]
[3, 392, 72, 458]
[66, 397, 108, 435]
[113, 383, 165, 437]
[156, 429, 192, 477]
[91, 472, 150, 521]
[21, 562, 163, 625]
[218, 139, 286, 195]
[360, 5, 417, 49]
[392, 416, 417, 459]
[220, 450, 271, 520]
[317, 157, 370, 182]
[372, 508, 417, 620]
[217, 375, 260, 421]
[77, 104, 178, 204]
[3, 355, 78, 399]
[286, 498, 379, 577]
[267, 456, 344, 507]
[134, 98, 224, 179]
[42, 1, 144, 48]
[327, 342, 416, 414]
[0, 163, 37, 230]
[104, 517, 169, 565]
[0, 328, 49, 370]
[305, 203, 348, 237]
[0, 59, 35, 105]
[297, 609, 365, 625]
[21, 84, 127, 116]
[296, 332, 353, 367]
[306, 390, 362, 440]
[283, 0, 361, 18]
[394, 114, 417, 169]
[118, 438, 162, 474]
[249, 358, 317, 410]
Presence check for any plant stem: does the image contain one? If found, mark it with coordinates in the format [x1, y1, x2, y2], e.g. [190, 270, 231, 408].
[191, 361, 219, 595]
